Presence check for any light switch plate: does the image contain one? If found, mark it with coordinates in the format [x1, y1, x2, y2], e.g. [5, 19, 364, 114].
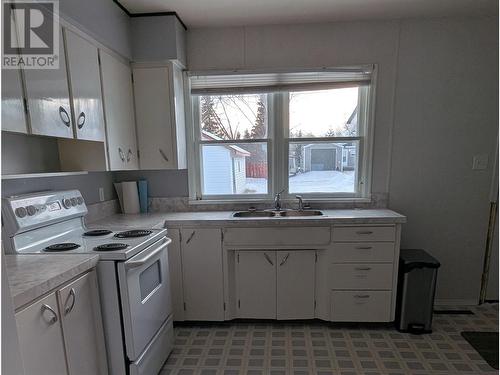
[472, 154, 489, 170]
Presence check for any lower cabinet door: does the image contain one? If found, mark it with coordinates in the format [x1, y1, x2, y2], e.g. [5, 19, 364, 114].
[277, 251, 316, 319]
[236, 251, 276, 319]
[181, 228, 225, 320]
[57, 271, 108, 375]
[15, 292, 68, 375]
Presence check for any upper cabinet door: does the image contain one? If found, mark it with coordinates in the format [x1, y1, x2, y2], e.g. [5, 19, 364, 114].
[24, 26, 74, 139]
[99, 50, 138, 170]
[1, 67, 28, 133]
[64, 29, 105, 142]
[133, 66, 175, 169]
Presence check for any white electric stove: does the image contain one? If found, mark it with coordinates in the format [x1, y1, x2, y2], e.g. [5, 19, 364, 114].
[2, 190, 174, 375]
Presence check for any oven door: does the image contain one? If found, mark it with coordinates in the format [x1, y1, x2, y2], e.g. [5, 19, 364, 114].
[117, 237, 172, 361]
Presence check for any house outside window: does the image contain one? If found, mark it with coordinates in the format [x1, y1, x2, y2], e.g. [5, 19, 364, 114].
[188, 67, 376, 202]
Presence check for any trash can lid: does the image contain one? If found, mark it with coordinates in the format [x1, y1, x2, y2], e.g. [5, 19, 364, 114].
[400, 249, 440, 271]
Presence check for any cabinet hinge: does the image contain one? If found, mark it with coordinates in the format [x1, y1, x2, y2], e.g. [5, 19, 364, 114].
[179, 231, 182, 243]
[238, 299, 241, 309]
[237, 253, 240, 263]
[221, 230, 224, 243]
[131, 73, 134, 83]
[137, 149, 140, 159]
[315, 252, 318, 263]
[223, 302, 226, 311]
[183, 302, 186, 311]
[314, 300, 317, 309]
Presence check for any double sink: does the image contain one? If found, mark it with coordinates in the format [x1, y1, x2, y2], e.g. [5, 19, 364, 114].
[233, 209, 323, 218]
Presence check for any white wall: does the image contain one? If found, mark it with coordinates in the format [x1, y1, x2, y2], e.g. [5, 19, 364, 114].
[187, 16, 498, 303]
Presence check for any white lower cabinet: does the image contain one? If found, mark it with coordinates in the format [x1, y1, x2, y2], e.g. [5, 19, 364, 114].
[277, 251, 316, 319]
[16, 292, 68, 375]
[181, 228, 224, 320]
[235, 250, 316, 320]
[330, 291, 392, 322]
[236, 251, 277, 319]
[57, 272, 107, 375]
[15, 270, 107, 375]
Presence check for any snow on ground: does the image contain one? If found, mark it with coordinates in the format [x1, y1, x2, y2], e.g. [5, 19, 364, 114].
[242, 170, 355, 194]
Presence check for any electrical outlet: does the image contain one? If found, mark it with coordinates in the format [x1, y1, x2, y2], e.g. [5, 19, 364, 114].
[472, 154, 488, 170]
[98, 187, 105, 202]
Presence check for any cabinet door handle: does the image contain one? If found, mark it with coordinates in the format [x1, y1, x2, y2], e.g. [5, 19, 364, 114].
[279, 253, 290, 266]
[354, 267, 372, 271]
[355, 246, 373, 250]
[159, 148, 169, 162]
[127, 149, 132, 162]
[58, 106, 71, 127]
[186, 231, 196, 244]
[77, 111, 85, 129]
[118, 147, 125, 162]
[64, 288, 76, 315]
[354, 294, 370, 299]
[264, 253, 274, 266]
[356, 231, 373, 235]
[41, 304, 58, 324]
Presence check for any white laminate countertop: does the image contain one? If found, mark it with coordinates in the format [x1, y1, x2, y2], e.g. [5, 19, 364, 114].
[5, 254, 99, 311]
[89, 209, 406, 229]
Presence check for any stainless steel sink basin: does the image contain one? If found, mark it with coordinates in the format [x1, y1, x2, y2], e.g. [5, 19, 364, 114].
[233, 210, 323, 218]
[280, 210, 323, 217]
[232, 211, 276, 218]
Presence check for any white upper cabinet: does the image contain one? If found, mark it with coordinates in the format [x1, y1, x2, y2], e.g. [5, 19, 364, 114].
[1, 68, 28, 134]
[99, 50, 139, 170]
[133, 62, 187, 170]
[64, 29, 105, 142]
[24, 26, 74, 139]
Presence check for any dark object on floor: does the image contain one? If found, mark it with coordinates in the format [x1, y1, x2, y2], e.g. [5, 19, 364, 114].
[396, 249, 440, 334]
[434, 309, 474, 315]
[461, 331, 499, 370]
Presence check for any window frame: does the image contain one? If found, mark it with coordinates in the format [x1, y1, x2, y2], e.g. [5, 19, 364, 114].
[186, 67, 377, 203]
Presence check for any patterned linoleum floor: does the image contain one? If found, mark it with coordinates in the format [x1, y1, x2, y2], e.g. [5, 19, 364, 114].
[161, 303, 498, 375]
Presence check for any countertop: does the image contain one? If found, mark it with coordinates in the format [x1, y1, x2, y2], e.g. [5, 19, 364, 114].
[89, 209, 406, 229]
[5, 254, 99, 311]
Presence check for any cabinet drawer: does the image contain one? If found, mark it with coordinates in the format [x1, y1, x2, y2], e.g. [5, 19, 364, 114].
[224, 227, 330, 247]
[329, 263, 393, 290]
[330, 290, 392, 322]
[333, 226, 395, 242]
[332, 242, 395, 262]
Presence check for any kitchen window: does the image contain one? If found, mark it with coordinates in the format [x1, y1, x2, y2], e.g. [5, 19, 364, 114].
[188, 67, 376, 201]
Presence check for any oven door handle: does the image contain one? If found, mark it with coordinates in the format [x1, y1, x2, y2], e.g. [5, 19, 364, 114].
[125, 238, 172, 269]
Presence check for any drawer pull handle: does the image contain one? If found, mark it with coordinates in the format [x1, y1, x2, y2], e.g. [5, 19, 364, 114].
[264, 253, 274, 266]
[354, 294, 370, 299]
[354, 267, 372, 271]
[355, 246, 373, 250]
[279, 253, 290, 266]
[186, 231, 196, 244]
[159, 148, 169, 162]
[41, 304, 58, 324]
[356, 231, 373, 235]
[64, 288, 76, 315]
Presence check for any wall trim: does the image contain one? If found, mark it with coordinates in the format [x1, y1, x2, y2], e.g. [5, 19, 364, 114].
[112, 0, 188, 30]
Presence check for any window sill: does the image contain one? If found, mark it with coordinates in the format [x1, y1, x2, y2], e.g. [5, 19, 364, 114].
[188, 197, 373, 206]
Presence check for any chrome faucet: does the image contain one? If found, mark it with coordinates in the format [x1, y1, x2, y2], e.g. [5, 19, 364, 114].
[296, 195, 304, 211]
[274, 189, 285, 211]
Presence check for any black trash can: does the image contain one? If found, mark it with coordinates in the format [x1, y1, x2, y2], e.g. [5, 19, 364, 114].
[396, 249, 440, 333]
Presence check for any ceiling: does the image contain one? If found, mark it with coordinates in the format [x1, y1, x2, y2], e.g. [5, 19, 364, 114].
[118, 0, 497, 28]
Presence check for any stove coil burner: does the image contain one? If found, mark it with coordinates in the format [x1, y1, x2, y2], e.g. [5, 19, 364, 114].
[114, 230, 153, 238]
[83, 229, 113, 236]
[44, 243, 81, 252]
[94, 243, 129, 251]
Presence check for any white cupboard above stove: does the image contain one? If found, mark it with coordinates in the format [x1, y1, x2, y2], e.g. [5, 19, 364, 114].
[64, 29, 106, 142]
[1, 68, 27, 134]
[133, 61, 187, 170]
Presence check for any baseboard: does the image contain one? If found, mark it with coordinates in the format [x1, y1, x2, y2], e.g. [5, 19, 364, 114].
[434, 299, 479, 306]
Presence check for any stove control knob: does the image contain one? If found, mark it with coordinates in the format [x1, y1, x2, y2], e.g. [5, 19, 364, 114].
[70, 198, 78, 206]
[77, 197, 84, 205]
[62, 198, 72, 209]
[26, 205, 37, 216]
[15, 207, 27, 218]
